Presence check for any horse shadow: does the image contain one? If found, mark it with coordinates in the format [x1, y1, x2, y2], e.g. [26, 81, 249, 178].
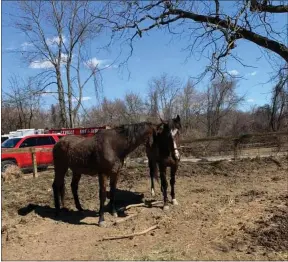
[17, 189, 146, 225]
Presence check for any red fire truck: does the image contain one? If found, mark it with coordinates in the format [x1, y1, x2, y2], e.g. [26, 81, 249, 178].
[48, 125, 111, 136]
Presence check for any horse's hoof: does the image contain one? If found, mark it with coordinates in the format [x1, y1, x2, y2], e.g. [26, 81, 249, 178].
[151, 189, 155, 197]
[98, 221, 106, 228]
[77, 207, 84, 212]
[112, 212, 118, 218]
[163, 205, 169, 211]
[172, 199, 179, 205]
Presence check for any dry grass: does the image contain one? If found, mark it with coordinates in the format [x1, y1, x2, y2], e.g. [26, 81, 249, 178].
[2, 165, 23, 182]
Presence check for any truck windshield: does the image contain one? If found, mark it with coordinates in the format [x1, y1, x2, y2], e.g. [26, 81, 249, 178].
[1, 138, 22, 148]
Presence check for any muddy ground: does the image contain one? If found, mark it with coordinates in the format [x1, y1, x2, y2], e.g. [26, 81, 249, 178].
[2, 156, 288, 260]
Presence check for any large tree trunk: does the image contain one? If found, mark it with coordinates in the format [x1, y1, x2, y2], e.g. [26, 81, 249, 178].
[56, 69, 68, 128]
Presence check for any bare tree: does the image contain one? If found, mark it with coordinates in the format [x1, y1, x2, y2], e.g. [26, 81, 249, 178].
[106, 0, 287, 80]
[229, 110, 253, 136]
[146, 87, 160, 122]
[251, 104, 272, 132]
[123, 92, 146, 123]
[3, 75, 41, 129]
[100, 98, 127, 126]
[270, 73, 288, 131]
[1, 75, 53, 133]
[147, 73, 181, 119]
[177, 80, 205, 129]
[10, 1, 108, 127]
[205, 77, 244, 136]
[1, 104, 20, 134]
[50, 104, 61, 128]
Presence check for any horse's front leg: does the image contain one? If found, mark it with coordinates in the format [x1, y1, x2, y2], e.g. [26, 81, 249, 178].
[148, 159, 158, 197]
[98, 173, 107, 227]
[109, 172, 118, 217]
[159, 164, 169, 210]
[170, 164, 179, 206]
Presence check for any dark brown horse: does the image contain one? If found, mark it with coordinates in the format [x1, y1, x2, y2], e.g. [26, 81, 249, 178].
[146, 115, 182, 210]
[52, 121, 175, 226]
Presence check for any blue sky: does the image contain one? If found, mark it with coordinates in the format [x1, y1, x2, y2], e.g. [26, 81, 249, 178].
[1, 1, 287, 112]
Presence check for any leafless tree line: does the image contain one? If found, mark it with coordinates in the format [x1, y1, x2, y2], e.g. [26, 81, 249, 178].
[2, 73, 287, 138]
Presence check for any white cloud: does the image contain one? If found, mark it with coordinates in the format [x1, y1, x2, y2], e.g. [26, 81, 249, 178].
[60, 53, 68, 63]
[72, 96, 91, 102]
[84, 57, 108, 69]
[21, 42, 33, 49]
[82, 96, 91, 101]
[5, 46, 16, 51]
[29, 53, 68, 69]
[46, 35, 67, 46]
[246, 71, 257, 77]
[247, 98, 254, 103]
[29, 60, 54, 69]
[103, 63, 118, 69]
[228, 70, 239, 76]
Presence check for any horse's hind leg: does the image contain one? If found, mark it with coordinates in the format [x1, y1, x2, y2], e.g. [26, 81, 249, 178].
[52, 165, 68, 216]
[71, 172, 83, 211]
[98, 173, 107, 227]
[60, 183, 66, 208]
[109, 172, 118, 217]
[148, 160, 158, 197]
[52, 181, 60, 216]
[170, 164, 179, 206]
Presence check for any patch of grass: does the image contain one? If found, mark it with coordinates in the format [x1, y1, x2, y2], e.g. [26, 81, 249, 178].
[2, 166, 22, 182]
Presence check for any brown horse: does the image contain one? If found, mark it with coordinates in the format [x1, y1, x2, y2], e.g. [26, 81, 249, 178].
[146, 115, 182, 210]
[52, 121, 175, 226]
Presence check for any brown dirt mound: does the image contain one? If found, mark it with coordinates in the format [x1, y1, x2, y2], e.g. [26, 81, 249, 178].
[247, 204, 288, 252]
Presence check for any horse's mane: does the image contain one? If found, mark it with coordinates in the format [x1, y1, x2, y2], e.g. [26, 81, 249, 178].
[114, 122, 154, 143]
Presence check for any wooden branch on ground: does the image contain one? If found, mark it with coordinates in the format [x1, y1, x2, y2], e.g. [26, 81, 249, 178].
[113, 213, 138, 225]
[102, 225, 159, 241]
[118, 201, 163, 212]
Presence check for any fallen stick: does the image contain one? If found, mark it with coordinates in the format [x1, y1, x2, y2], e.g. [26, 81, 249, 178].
[113, 213, 138, 225]
[119, 201, 163, 212]
[102, 225, 159, 241]
[121, 203, 145, 210]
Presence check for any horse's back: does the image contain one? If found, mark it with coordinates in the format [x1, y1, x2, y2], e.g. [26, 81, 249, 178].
[53, 135, 90, 164]
[53, 133, 117, 173]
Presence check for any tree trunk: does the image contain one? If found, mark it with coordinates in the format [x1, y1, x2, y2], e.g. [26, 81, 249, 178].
[56, 69, 68, 127]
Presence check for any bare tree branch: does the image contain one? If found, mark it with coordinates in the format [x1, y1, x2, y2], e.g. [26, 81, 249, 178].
[250, 0, 288, 13]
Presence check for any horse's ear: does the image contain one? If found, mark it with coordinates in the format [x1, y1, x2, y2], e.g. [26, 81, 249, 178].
[176, 114, 180, 121]
[160, 117, 164, 123]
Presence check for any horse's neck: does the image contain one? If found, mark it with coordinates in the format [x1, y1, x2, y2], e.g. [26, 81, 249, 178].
[122, 126, 152, 156]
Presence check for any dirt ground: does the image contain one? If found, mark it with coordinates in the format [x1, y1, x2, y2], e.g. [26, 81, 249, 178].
[2, 156, 288, 260]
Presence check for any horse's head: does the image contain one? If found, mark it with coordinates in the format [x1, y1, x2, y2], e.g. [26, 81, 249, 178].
[157, 115, 182, 161]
